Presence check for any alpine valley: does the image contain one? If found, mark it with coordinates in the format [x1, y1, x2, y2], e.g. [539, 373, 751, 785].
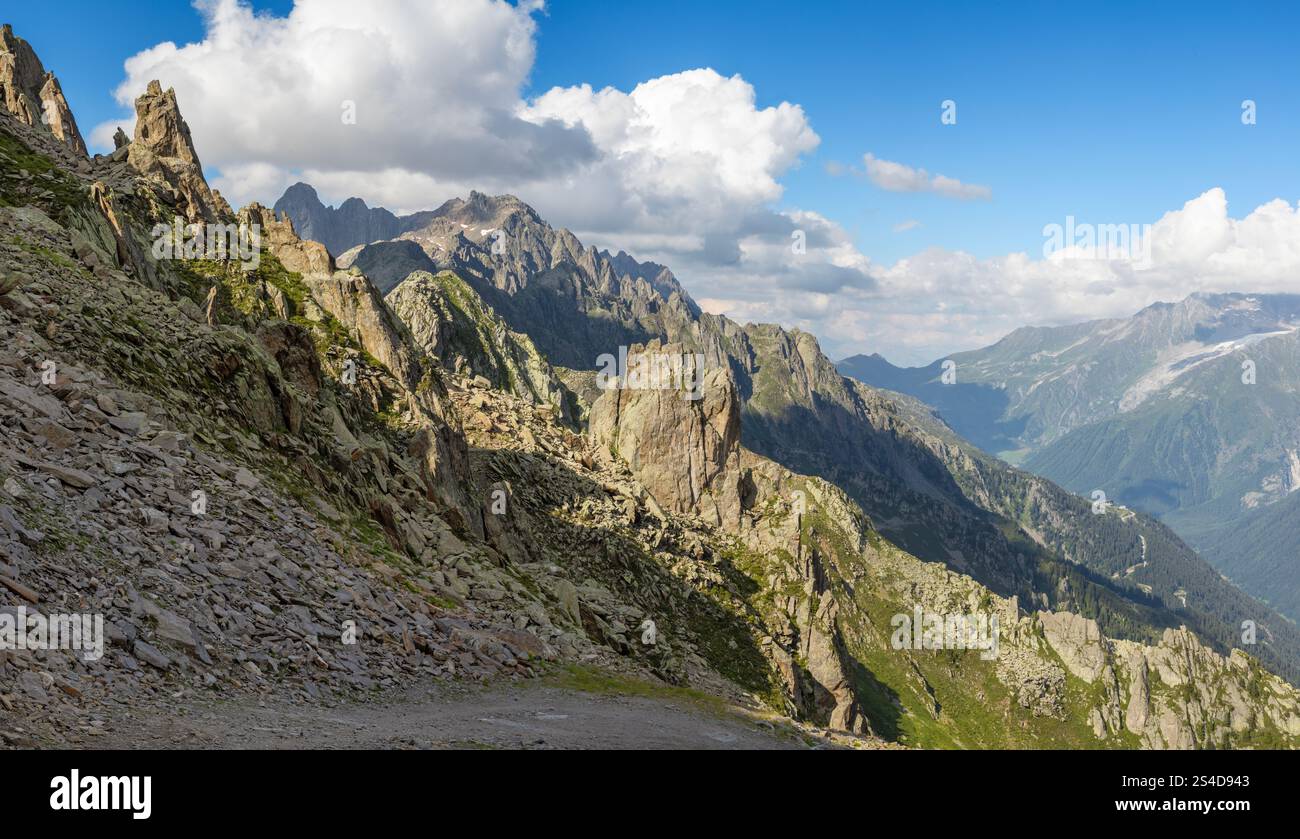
[839, 293, 1300, 623]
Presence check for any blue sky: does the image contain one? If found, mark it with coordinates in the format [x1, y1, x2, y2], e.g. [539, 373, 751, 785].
[528, 0, 1300, 262]
[7, 1, 1300, 363]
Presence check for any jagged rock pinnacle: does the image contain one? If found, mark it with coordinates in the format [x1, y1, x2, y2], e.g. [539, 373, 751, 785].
[0, 23, 88, 155]
[127, 79, 228, 221]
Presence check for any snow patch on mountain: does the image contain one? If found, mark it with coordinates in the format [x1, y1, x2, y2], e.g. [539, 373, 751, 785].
[1119, 326, 1299, 412]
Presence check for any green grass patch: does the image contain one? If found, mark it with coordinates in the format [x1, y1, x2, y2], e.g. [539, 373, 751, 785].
[544, 663, 732, 716]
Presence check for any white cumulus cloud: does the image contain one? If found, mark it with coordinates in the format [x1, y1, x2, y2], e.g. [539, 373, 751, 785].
[91, 0, 869, 301]
[94, 0, 593, 204]
[520, 69, 819, 236]
[821, 189, 1300, 365]
[862, 152, 991, 200]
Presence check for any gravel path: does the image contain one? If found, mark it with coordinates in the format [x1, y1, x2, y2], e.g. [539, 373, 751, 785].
[83, 679, 822, 750]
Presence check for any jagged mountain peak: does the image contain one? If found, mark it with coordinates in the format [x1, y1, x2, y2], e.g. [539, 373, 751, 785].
[274, 182, 702, 358]
[275, 183, 672, 286]
[279, 180, 322, 204]
[0, 22, 87, 156]
[432, 189, 538, 227]
[133, 81, 195, 158]
[423, 191, 551, 240]
[273, 182, 402, 256]
[602, 248, 666, 276]
[125, 77, 229, 222]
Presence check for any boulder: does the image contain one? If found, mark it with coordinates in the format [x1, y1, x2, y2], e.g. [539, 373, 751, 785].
[589, 341, 745, 529]
[1039, 610, 1107, 683]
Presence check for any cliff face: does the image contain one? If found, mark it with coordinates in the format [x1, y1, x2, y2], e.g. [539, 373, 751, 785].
[584, 355, 866, 730]
[589, 342, 745, 530]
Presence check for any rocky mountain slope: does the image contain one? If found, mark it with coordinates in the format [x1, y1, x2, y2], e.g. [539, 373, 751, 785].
[1, 52, 891, 746]
[1, 26, 1295, 749]
[550, 331, 1300, 746]
[386, 269, 576, 422]
[278, 184, 1300, 687]
[839, 294, 1300, 620]
[288, 186, 700, 370]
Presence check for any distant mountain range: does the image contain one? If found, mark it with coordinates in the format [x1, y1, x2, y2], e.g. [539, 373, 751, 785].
[839, 293, 1300, 619]
[273, 182, 416, 256]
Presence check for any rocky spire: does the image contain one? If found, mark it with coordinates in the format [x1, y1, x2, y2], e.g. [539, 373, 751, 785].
[0, 23, 88, 155]
[127, 80, 229, 222]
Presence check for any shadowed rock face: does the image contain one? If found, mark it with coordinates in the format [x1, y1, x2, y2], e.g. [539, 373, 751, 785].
[238, 203, 477, 535]
[0, 24, 86, 156]
[273, 183, 405, 257]
[338, 239, 434, 294]
[128, 80, 229, 222]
